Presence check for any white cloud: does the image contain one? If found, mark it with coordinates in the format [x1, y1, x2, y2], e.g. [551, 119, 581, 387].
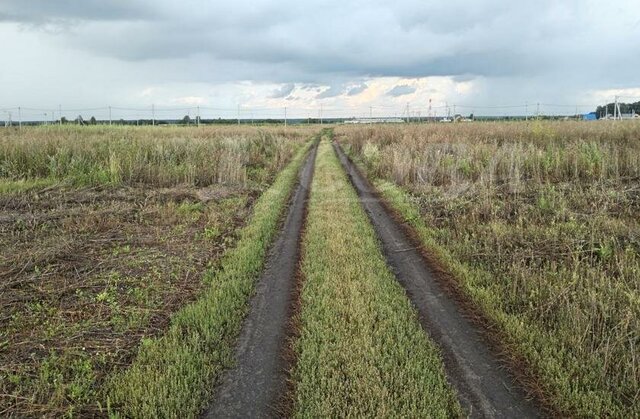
[173, 96, 207, 106]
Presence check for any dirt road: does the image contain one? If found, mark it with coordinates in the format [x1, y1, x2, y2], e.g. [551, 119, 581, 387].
[205, 137, 541, 418]
[334, 141, 541, 418]
[204, 143, 317, 418]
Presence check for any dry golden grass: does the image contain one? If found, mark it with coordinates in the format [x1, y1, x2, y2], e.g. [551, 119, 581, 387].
[0, 125, 313, 189]
[338, 120, 640, 417]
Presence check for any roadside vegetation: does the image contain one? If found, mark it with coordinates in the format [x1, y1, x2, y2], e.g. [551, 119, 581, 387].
[0, 125, 310, 417]
[107, 135, 315, 418]
[292, 137, 461, 417]
[338, 121, 640, 417]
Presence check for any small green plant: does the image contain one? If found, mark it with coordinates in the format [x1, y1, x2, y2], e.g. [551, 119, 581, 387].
[112, 244, 131, 256]
[177, 201, 204, 216]
[202, 225, 221, 240]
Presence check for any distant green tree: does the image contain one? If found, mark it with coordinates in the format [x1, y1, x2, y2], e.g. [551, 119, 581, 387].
[595, 101, 640, 118]
[182, 115, 191, 125]
[60, 116, 68, 124]
[90, 116, 97, 125]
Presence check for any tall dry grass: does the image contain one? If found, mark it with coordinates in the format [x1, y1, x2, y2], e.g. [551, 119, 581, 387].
[338, 121, 640, 417]
[0, 125, 311, 188]
[341, 121, 640, 186]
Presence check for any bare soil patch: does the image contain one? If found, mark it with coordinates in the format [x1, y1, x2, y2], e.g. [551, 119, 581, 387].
[0, 184, 258, 417]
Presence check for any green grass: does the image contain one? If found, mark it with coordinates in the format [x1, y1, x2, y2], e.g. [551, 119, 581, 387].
[106, 138, 316, 417]
[0, 178, 59, 193]
[292, 136, 461, 417]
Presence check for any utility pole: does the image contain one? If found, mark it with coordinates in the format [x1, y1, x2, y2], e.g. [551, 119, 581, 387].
[614, 96, 622, 120]
[18, 107, 21, 129]
[59, 105, 62, 125]
[618, 101, 622, 120]
[197, 106, 200, 127]
[109, 106, 112, 125]
[618, 98, 622, 121]
[284, 106, 287, 127]
[237, 104, 240, 126]
[152, 104, 155, 126]
[525, 102, 528, 121]
[320, 104, 323, 125]
[536, 102, 540, 120]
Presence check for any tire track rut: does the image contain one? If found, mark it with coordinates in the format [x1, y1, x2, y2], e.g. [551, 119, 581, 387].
[204, 142, 318, 419]
[334, 141, 541, 419]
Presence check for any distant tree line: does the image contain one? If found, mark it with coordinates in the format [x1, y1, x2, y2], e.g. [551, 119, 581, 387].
[595, 101, 640, 117]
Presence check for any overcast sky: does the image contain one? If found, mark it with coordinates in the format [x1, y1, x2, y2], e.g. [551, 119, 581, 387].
[1, 0, 640, 119]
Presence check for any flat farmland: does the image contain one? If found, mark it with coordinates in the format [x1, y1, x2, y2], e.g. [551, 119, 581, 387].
[2, 121, 638, 418]
[337, 121, 640, 417]
[0, 125, 311, 416]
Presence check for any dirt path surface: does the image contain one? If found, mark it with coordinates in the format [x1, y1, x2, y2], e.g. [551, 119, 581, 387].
[204, 143, 317, 419]
[334, 142, 541, 419]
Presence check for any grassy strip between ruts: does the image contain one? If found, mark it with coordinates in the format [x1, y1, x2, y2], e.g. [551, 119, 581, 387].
[106, 137, 316, 418]
[291, 136, 461, 417]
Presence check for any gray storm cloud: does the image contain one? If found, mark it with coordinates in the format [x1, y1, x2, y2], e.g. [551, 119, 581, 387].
[316, 85, 346, 99]
[387, 85, 416, 97]
[0, 0, 154, 23]
[347, 84, 368, 96]
[269, 83, 295, 98]
[0, 0, 639, 108]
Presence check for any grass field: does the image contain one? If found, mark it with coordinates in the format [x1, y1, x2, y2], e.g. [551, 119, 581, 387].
[2, 121, 638, 417]
[0, 125, 309, 190]
[0, 125, 311, 416]
[292, 138, 461, 417]
[107, 135, 315, 418]
[338, 121, 640, 417]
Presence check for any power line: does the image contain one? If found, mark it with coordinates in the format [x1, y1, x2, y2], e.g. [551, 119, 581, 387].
[2, 98, 628, 124]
